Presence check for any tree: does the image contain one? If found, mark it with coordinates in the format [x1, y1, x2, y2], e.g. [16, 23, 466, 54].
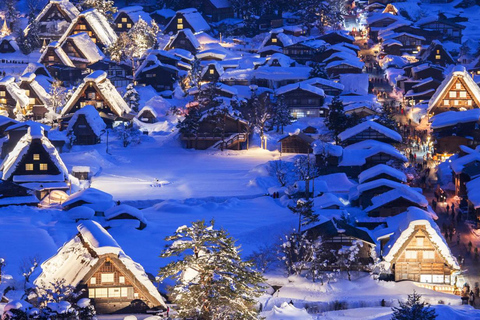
[325, 96, 348, 138]
[309, 62, 329, 79]
[293, 155, 319, 198]
[269, 159, 289, 186]
[115, 123, 141, 147]
[20, 256, 39, 299]
[240, 90, 271, 149]
[270, 95, 293, 134]
[123, 83, 140, 112]
[180, 58, 202, 92]
[288, 198, 318, 234]
[79, 0, 117, 20]
[48, 81, 67, 123]
[18, 0, 42, 54]
[177, 106, 201, 136]
[391, 291, 437, 320]
[3, 0, 19, 31]
[158, 220, 265, 320]
[336, 240, 363, 281]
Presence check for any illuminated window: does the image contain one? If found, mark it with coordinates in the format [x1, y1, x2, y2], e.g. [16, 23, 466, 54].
[79, 24, 87, 30]
[25, 90, 30, 96]
[90, 277, 96, 285]
[88, 289, 95, 298]
[117, 23, 122, 28]
[119, 276, 125, 284]
[177, 24, 183, 30]
[435, 55, 441, 60]
[88, 92, 96, 99]
[101, 273, 114, 283]
[108, 288, 121, 298]
[121, 287, 128, 297]
[178, 18, 183, 23]
[271, 38, 277, 43]
[449, 91, 456, 98]
[122, 17, 127, 22]
[25, 163, 33, 171]
[456, 83, 461, 89]
[423, 251, 434, 259]
[127, 23, 131, 28]
[405, 250, 417, 259]
[33, 154, 40, 161]
[416, 237, 424, 246]
[468, 100, 473, 106]
[40, 163, 48, 171]
[48, 56, 55, 62]
[444, 99, 449, 105]
[0, 91, 5, 97]
[209, 69, 214, 74]
[95, 288, 108, 298]
[91, 38, 96, 43]
[0, 98, 6, 104]
[436, 49, 440, 54]
[454, 100, 459, 105]
[460, 91, 467, 98]
[29, 98, 35, 105]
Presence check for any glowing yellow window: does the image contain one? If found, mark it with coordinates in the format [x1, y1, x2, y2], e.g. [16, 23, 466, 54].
[25, 164, 33, 171]
[40, 163, 48, 171]
[456, 83, 461, 89]
[79, 25, 86, 30]
[127, 23, 131, 28]
[33, 154, 40, 161]
[48, 56, 55, 62]
[271, 38, 277, 43]
[25, 90, 30, 96]
[178, 18, 183, 23]
[435, 55, 441, 59]
[209, 69, 215, 74]
[0, 99, 6, 104]
[117, 23, 122, 28]
[122, 18, 127, 22]
[0, 91, 5, 97]
[29, 98, 35, 105]
[177, 24, 183, 30]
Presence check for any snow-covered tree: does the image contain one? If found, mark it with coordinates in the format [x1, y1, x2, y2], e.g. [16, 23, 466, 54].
[18, 0, 42, 54]
[158, 220, 265, 320]
[123, 84, 140, 112]
[391, 291, 437, 320]
[177, 106, 201, 136]
[180, 58, 202, 92]
[115, 123, 141, 147]
[3, 0, 19, 31]
[240, 90, 271, 149]
[79, 0, 117, 20]
[196, 81, 221, 110]
[288, 198, 318, 233]
[269, 159, 289, 186]
[270, 95, 293, 134]
[309, 62, 329, 79]
[336, 240, 363, 281]
[35, 278, 83, 307]
[325, 96, 348, 138]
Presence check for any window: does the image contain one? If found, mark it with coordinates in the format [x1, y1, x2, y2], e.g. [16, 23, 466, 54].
[79, 24, 87, 30]
[271, 38, 277, 43]
[48, 56, 55, 62]
[40, 163, 48, 171]
[468, 100, 473, 106]
[423, 251, 434, 259]
[87, 92, 96, 99]
[178, 18, 183, 23]
[444, 99, 449, 105]
[116, 71, 123, 76]
[420, 275, 432, 283]
[209, 69, 215, 74]
[435, 55, 441, 60]
[29, 98, 35, 105]
[122, 17, 127, 22]
[121, 287, 128, 297]
[432, 275, 445, 283]
[416, 237, 424, 246]
[117, 23, 122, 28]
[101, 273, 114, 283]
[177, 24, 183, 30]
[127, 23, 131, 28]
[25, 163, 33, 171]
[460, 91, 467, 98]
[456, 83, 461, 89]
[449, 91, 456, 98]
[88, 289, 95, 298]
[405, 250, 417, 259]
[33, 154, 40, 161]
[0, 91, 5, 97]
[108, 288, 121, 298]
[454, 100, 459, 106]
[90, 277, 96, 285]
[436, 49, 440, 54]
[95, 288, 108, 298]
[119, 276, 125, 284]
[25, 90, 30, 96]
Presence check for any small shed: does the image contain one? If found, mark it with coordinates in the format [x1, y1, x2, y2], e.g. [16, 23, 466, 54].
[66, 105, 106, 145]
[72, 166, 91, 180]
[104, 204, 148, 230]
[279, 132, 314, 154]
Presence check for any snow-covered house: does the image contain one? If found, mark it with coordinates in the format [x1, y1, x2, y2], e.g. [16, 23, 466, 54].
[202, 0, 233, 22]
[365, 187, 428, 217]
[62, 188, 114, 213]
[113, 6, 152, 34]
[0, 76, 29, 117]
[350, 178, 417, 209]
[134, 55, 178, 92]
[378, 208, 460, 284]
[337, 121, 402, 146]
[164, 29, 202, 54]
[0, 36, 18, 53]
[164, 8, 210, 34]
[325, 60, 364, 78]
[0, 125, 69, 197]
[404, 77, 441, 106]
[319, 31, 355, 45]
[1, 121, 51, 158]
[59, 9, 118, 49]
[0, 180, 39, 207]
[304, 77, 344, 96]
[104, 204, 148, 230]
[259, 31, 295, 52]
[61, 32, 105, 69]
[88, 60, 132, 87]
[66, 104, 106, 145]
[200, 62, 223, 82]
[367, 13, 403, 40]
[427, 65, 480, 116]
[450, 147, 480, 197]
[39, 41, 75, 67]
[27, 0, 80, 42]
[358, 164, 407, 184]
[417, 16, 465, 44]
[60, 71, 131, 125]
[275, 82, 326, 118]
[417, 40, 454, 67]
[278, 132, 314, 154]
[34, 220, 166, 313]
[18, 73, 51, 120]
[282, 39, 327, 65]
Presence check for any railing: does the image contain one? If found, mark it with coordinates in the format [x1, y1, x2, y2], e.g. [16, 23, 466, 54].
[414, 282, 457, 294]
[211, 133, 247, 150]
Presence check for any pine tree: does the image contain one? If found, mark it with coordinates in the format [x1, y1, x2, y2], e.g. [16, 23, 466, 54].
[288, 198, 318, 234]
[158, 220, 265, 320]
[123, 84, 140, 112]
[3, 0, 19, 31]
[240, 90, 271, 149]
[18, 0, 42, 54]
[271, 95, 293, 134]
[391, 291, 437, 320]
[325, 96, 349, 139]
[177, 106, 201, 136]
[79, 0, 117, 21]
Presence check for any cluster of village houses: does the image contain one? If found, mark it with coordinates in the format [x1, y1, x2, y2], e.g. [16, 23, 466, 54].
[0, 0, 479, 314]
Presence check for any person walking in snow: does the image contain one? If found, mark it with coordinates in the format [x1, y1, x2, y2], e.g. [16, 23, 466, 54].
[470, 291, 475, 306]
[452, 203, 455, 214]
[469, 241, 473, 253]
[457, 234, 461, 246]
[446, 204, 450, 215]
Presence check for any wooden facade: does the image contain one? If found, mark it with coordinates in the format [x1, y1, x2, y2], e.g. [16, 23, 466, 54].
[68, 114, 101, 145]
[368, 197, 426, 217]
[0, 39, 16, 53]
[282, 43, 322, 65]
[136, 64, 177, 92]
[326, 63, 363, 78]
[36, 2, 77, 42]
[40, 46, 67, 67]
[7, 140, 61, 179]
[279, 133, 314, 154]
[340, 128, 400, 146]
[89, 60, 132, 87]
[391, 226, 456, 283]
[429, 76, 480, 116]
[113, 12, 135, 34]
[419, 20, 464, 44]
[165, 31, 199, 54]
[433, 123, 480, 154]
[202, 0, 234, 22]
[18, 82, 48, 120]
[279, 88, 326, 118]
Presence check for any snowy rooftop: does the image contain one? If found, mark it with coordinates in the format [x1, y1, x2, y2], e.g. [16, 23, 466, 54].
[275, 82, 325, 97]
[431, 109, 480, 129]
[338, 121, 402, 142]
[364, 188, 428, 213]
[340, 140, 407, 167]
[66, 105, 106, 136]
[166, 8, 210, 33]
[358, 164, 407, 184]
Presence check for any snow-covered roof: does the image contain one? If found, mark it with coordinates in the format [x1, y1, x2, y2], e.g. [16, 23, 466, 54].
[66, 32, 105, 63]
[201, 62, 224, 78]
[364, 188, 428, 213]
[314, 193, 344, 209]
[350, 178, 411, 201]
[66, 104, 106, 136]
[38, 41, 75, 67]
[0, 76, 29, 110]
[116, 6, 152, 24]
[466, 177, 480, 208]
[380, 207, 459, 270]
[62, 188, 114, 212]
[340, 140, 407, 166]
[209, 0, 231, 9]
[35, 220, 166, 308]
[265, 53, 296, 68]
[0, 36, 19, 51]
[303, 77, 344, 91]
[265, 302, 313, 320]
[428, 65, 480, 113]
[252, 66, 311, 82]
[0, 126, 68, 181]
[358, 164, 407, 184]
[275, 82, 325, 97]
[315, 173, 357, 193]
[337, 120, 402, 142]
[166, 8, 210, 33]
[418, 40, 454, 64]
[35, 0, 80, 24]
[165, 28, 201, 51]
[326, 59, 364, 71]
[451, 151, 480, 174]
[19, 73, 51, 106]
[431, 109, 480, 129]
[59, 9, 117, 47]
[260, 32, 296, 50]
[366, 12, 401, 25]
[312, 140, 343, 157]
[61, 71, 131, 116]
[105, 204, 147, 225]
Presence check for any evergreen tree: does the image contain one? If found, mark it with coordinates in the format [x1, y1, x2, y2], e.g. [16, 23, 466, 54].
[79, 0, 117, 21]
[309, 62, 329, 79]
[391, 291, 437, 320]
[288, 198, 318, 234]
[123, 84, 140, 112]
[18, 0, 42, 54]
[240, 90, 271, 149]
[325, 96, 362, 140]
[158, 220, 265, 320]
[271, 95, 293, 133]
[3, 0, 18, 31]
[177, 106, 201, 136]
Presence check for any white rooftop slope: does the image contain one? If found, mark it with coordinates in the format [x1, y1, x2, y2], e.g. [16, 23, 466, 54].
[338, 121, 402, 142]
[358, 164, 407, 184]
[428, 65, 480, 113]
[105, 204, 147, 225]
[19, 73, 51, 106]
[0, 126, 68, 181]
[450, 150, 480, 174]
[0, 76, 29, 110]
[430, 109, 480, 129]
[35, 0, 80, 23]
[265, 302, 313, 320]
[340, 140, 407, 166]
[67, 32, 105, 63]
[35, 220, 166, 308]
[364, 188, 428, 213]
[276, 82, 325, 97]
[62, 188, 114, 212]
[166, 8, 210, 33]
[66, 104, 106, 136]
